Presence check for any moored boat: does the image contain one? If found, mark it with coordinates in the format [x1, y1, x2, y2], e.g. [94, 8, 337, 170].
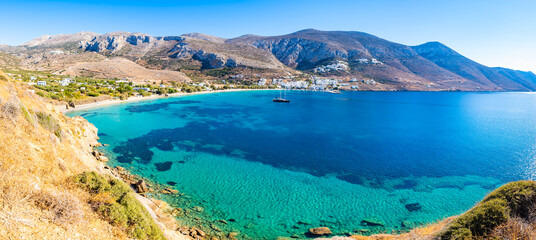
[273, 89, 290, 102]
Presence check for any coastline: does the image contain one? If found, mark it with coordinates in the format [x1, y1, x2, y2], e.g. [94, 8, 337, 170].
[60, 88, 278, 114]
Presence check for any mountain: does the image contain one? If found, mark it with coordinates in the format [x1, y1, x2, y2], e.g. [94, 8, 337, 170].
[412, 41, 536, 91]
[22, 31, 99, 49]
[2, 29, 535, 91]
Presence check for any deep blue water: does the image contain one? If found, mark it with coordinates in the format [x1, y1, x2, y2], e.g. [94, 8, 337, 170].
[69, 91, 536, 239]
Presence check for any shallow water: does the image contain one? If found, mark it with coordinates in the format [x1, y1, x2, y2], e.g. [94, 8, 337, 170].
[69, 91, 536, 239]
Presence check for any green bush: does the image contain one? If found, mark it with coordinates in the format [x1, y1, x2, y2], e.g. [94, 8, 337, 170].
[73, 172, 165, 240]
[483, 180, 536, 218]
[438, 181, 536, 239]
[36, 112, 62, 139]
[87, 92, 100, 97]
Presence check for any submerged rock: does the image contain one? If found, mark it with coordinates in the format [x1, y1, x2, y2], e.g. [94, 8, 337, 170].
[228, 232, 239, 240]
[308, 227, 332, 236]
[189, 227, 205, 237]
[354, 228, 370, 234]
[405, 203, 422, 212]
[211, 224, 221, 232]
[401, 220, 422, 229]
[171, 208, 182, 216]
[361, 217, 385, 227]
[160, 188, 179, 194]
[155, 161, 173, 171]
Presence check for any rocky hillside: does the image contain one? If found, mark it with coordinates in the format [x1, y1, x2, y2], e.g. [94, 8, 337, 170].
[0, 70, 184, 239]
[1, 29, 535, 91]
[13, 31, 288, 71]
[412, 42, 536, 91]
[229, 29, 536, 91]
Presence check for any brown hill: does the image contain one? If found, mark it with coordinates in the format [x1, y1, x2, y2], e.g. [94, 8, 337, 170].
[2, 29, 535, 91]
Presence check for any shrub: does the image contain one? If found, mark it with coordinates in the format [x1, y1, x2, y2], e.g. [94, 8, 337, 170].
[73, 172, 165, 240]
[87, 92, 100, 97]
[483, 180, 536, 219]
[0, 97, 21, 120]
[492, 217, 536, 240]
[36, 112, 62, 139]
[438, 181, 536, 239]
[33, 190, 83, 225]
[21, 105, 34, 124]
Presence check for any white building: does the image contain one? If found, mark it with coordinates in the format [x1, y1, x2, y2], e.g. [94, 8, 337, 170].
[272, 79, 283, 85]
[371, 58, 383, 64]
[60, 78, 72, 86]
[313, 61, 349, 73]
[281, 80, 308, 89]
[256, 79, 265, 86]
[37, 81, 47, 86]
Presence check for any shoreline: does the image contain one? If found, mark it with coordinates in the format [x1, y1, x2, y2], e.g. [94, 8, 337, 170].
[60, 88, 278, 113]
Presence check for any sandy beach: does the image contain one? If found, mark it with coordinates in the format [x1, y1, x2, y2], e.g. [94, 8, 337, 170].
[60, 88, 277, 113]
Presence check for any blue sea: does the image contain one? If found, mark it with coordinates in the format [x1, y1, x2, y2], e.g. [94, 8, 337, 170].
[68, 91, 536, 239]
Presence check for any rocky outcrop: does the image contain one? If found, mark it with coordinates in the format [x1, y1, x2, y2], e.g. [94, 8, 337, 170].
[192, 51, 237, 69]
[248, 38, 355, 68]
[80, 32, 179, 55]
[134, 180, 149, 193]
[308, 227, 332, 236]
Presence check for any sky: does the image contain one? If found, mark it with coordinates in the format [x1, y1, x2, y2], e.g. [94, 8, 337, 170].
[1, 0, 535, 72]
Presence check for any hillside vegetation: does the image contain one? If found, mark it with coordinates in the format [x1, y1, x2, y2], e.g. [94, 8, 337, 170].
[0, 70, 171, 239]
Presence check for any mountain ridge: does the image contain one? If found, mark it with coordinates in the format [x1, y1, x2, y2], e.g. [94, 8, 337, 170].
[2, 29, 534, 91]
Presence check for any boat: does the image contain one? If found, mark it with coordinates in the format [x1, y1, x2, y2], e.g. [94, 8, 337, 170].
[326, 90, 342, 94]
[273, 97, 290, 102]
[273, 89, 290, 102]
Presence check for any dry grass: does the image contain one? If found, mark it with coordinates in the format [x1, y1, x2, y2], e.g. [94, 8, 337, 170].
[0, 167, 37, 235]
[0, 97, 21, 121]
[0, 70, 132, 239]
[491, 217, 536, 240]
[32, 189, 83, 225]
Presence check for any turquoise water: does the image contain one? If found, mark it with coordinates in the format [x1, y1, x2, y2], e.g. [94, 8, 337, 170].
[69, 91, 536, 239]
